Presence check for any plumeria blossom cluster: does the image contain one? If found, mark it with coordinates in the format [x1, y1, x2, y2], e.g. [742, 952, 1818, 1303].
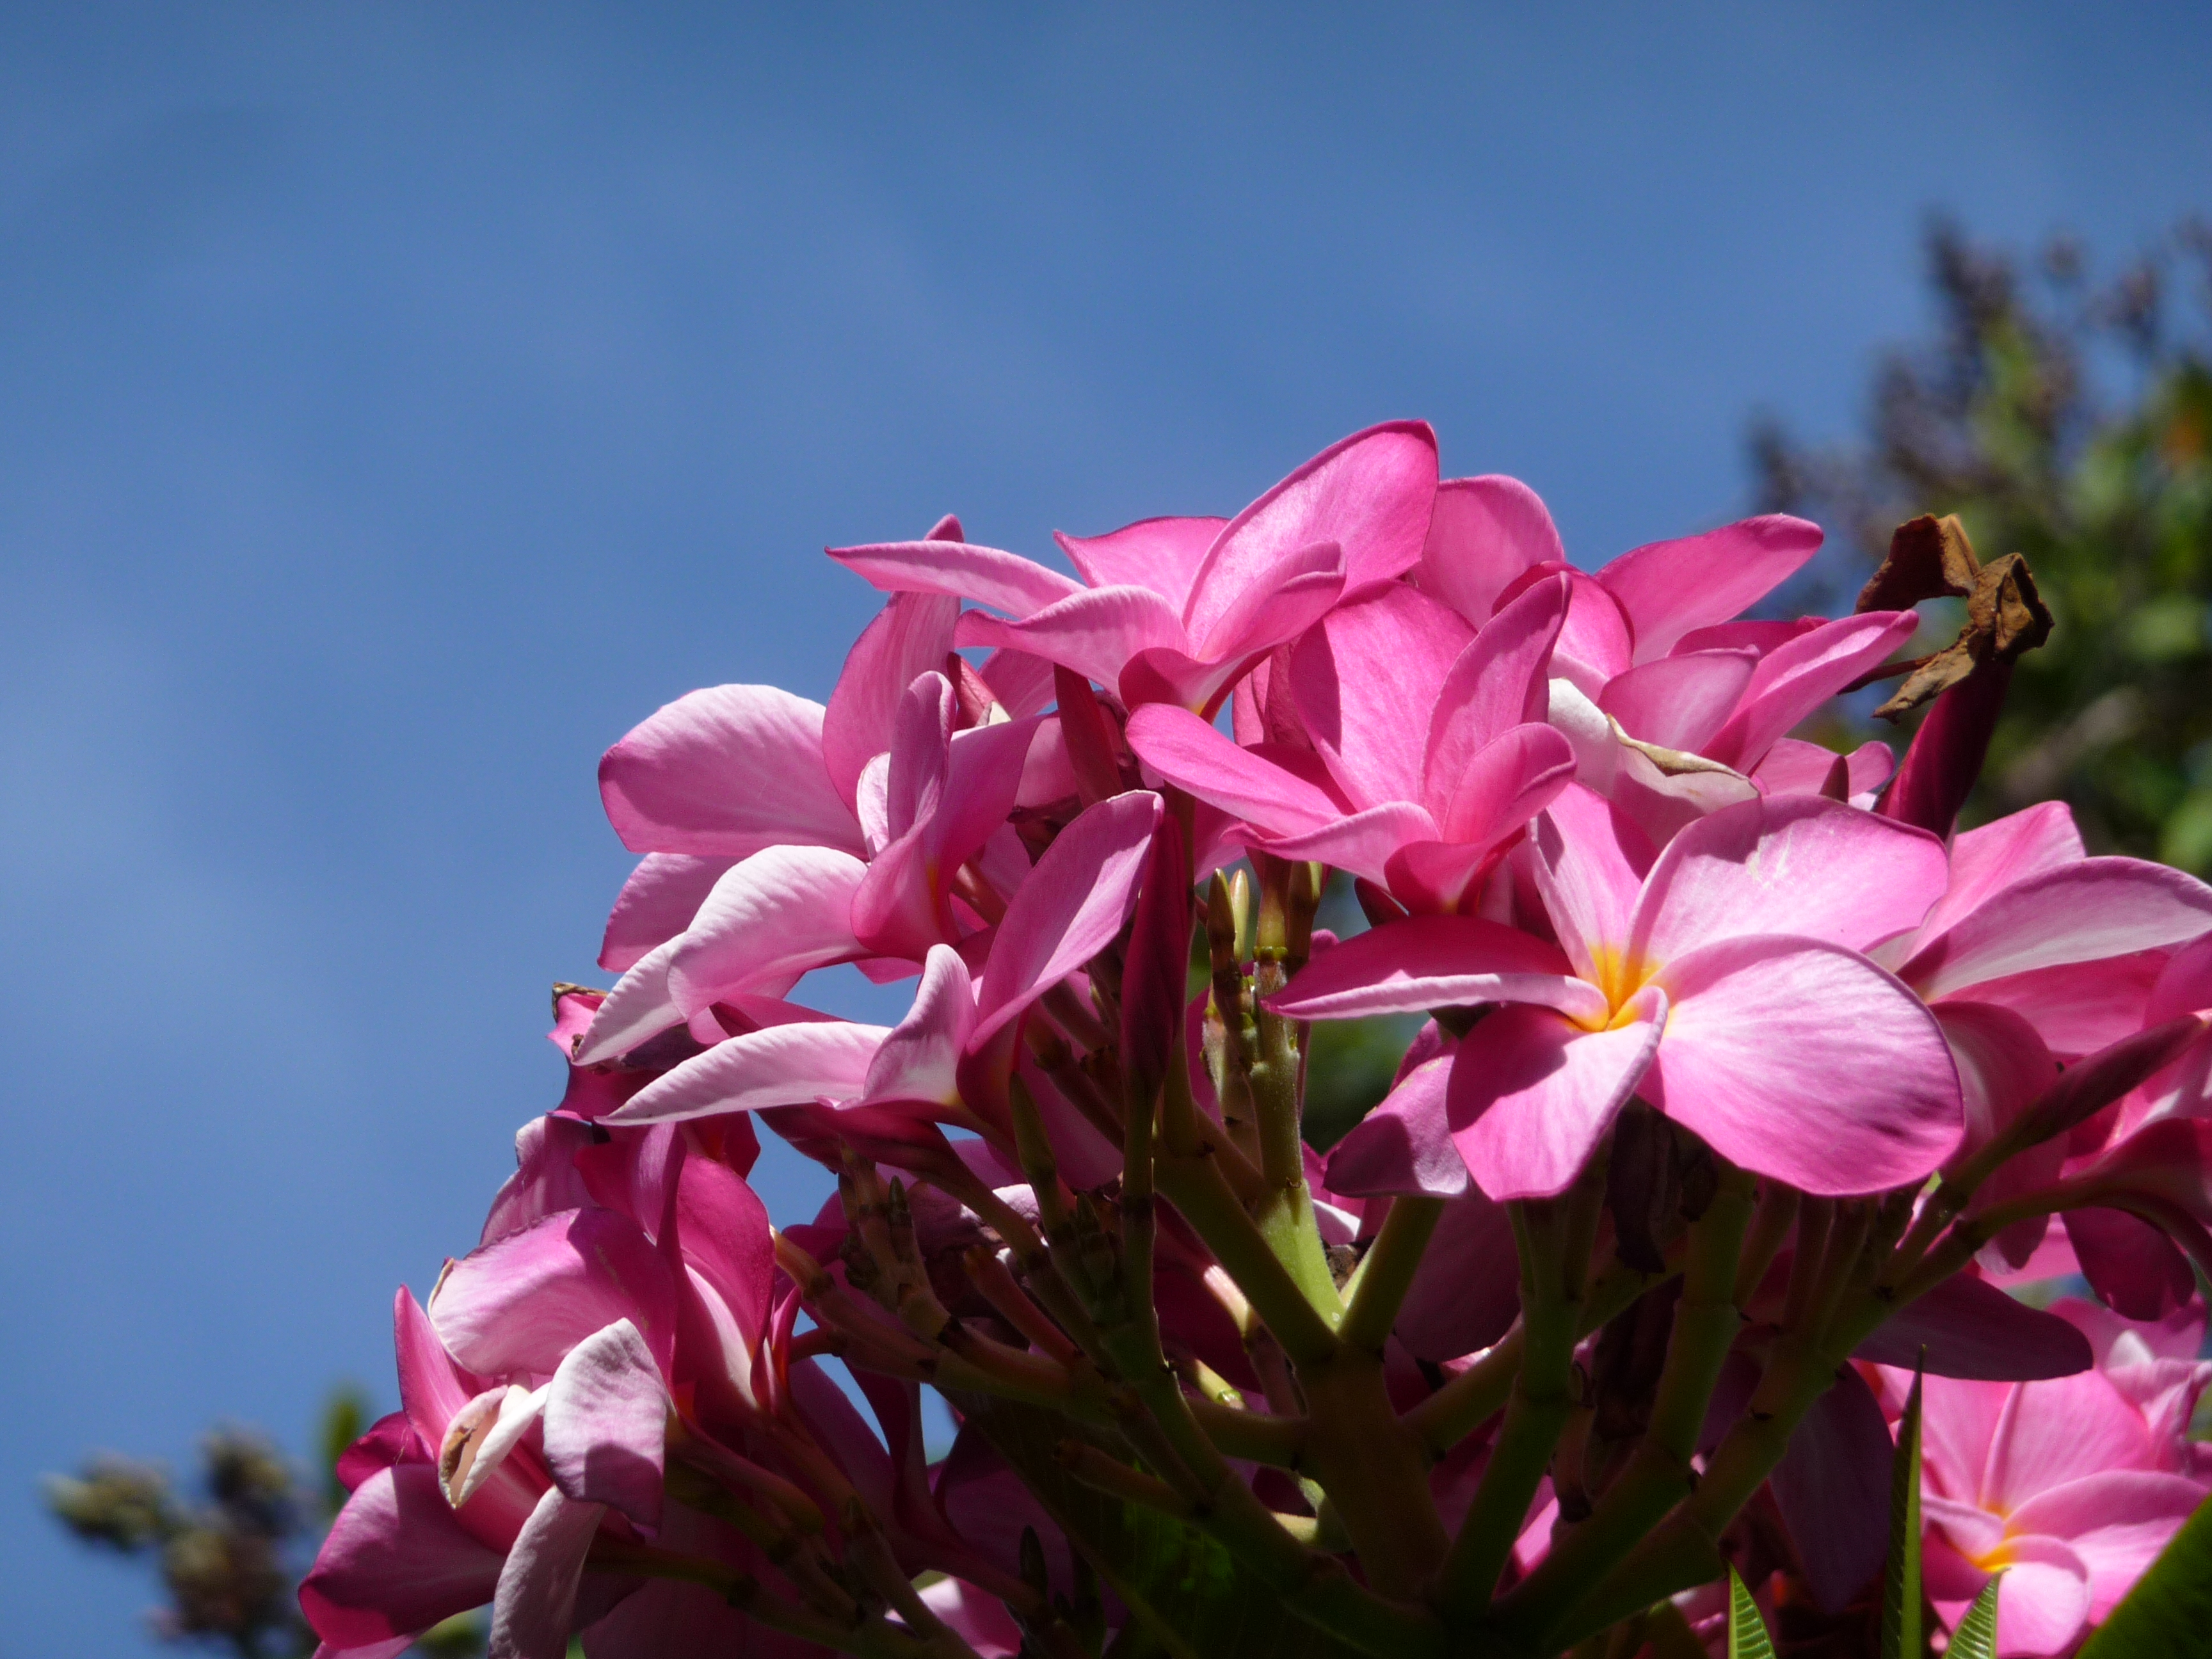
[305, 424, 2212, 1659]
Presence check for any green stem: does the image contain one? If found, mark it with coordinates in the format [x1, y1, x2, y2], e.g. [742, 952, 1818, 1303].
[1338, 1196, 1444, 1353]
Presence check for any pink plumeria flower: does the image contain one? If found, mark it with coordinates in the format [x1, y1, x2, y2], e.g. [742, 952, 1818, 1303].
[1275, 786, 1962, 1199]
[831, 421, 1439, 715]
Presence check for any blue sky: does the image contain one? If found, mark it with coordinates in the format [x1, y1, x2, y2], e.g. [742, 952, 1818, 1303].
[1, 4, 2206, 1650]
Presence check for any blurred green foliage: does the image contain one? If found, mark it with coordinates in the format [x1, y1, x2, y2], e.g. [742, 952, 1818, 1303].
[1754, 216, 2212, 869]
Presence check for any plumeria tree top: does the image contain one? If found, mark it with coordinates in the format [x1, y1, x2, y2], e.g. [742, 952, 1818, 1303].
[304, 423, 2212, 1659]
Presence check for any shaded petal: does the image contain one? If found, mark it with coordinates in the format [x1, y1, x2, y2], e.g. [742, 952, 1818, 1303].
[1422, 573, 1569, 812]
[1449, 992, 1664, 1200]
[957, 584, 1189, 693]
[487, 1486, 605, 1659]
[541, 1320, 668, 1527]
[432, 1208, 678, 1379]
[612, 1022, 889, 1123]
[1125, 703, 1345, 834]
[301, 1464, 506, 1647]
[827, 538, 1081, 618]
[974, 792, 1162, 1041]
[1269, 799, 1441, 886]
[1290, 585, 1473, 809]
[1699, 611, 1920, 771]
[1631, 794, 1948, 966]
[1389, 1188, 1521, 1359]
[1324, 1054, 1468, 1198]
[598, 686, 858, 858]
[1646, 936, 1962, 1194]
[822, 591, 961, 807]
[1854, 1274, 2091, 1380]
[1772, 1366, 1893, 1614]
[598, 854, 736, 974]
[2005, 1471, 2208, 1621]
[664, 847, 869, 1018]
[1429, 721, 1579, 849]
[1751, 737, 1895, 800]
[1056, 515, 1226, 613]
[1267, 913, 1603, 1023]
[861, 944, 977, 1107]
[1418, 474, 1562, 626]
[1185, 536, 1347, 662]
[1964, 949, 2174, 1059]
[1184, 420, 1437, 642]
[1596, 514, 1823, 663]
[1902, 858, 2212, 1002]
[1598, 647, 1758, 755]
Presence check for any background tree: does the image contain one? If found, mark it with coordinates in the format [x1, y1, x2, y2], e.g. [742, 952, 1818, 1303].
[1753, 216, 2212, 870]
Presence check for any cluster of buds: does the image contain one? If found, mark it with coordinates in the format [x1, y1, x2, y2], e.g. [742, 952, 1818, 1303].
[303, 424, 2212, 1658]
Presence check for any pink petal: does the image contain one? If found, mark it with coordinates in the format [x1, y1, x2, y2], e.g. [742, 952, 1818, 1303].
[1524, 783, 1651, 986]
[483, 1116, 600, 1247]
[1390, 1189, 1523, 1361]
[1699, 611, 1921, 771]
[2006, 1471, 2207, 1621]
[1631, 794, 1948, 966]
[1290, 586, 1474, 809]
[1530, 567, 1633, 693]
[1964, 949, 2175, 1059]
[541, 1319, 668, 1527]
[827, 537, 1082, 618]
[611, 1022, 890, 1123]
[1751, 737, 1895, 800]
[822, 591, 961, 807]
[395, 1288, 487, 1451]
[1056, 515, 1227, 614]
[1772, 1366, 1893, 1613]
[1269, 799, 1442, 886]
[573, 938, 685, 1067]
[431, 1208, 678, 1380]
[1324, 1054, 1469, 1198]
[598, 685, 859, 858]
[2147, 930, 2212, 1023]
[974, 791, 1163, 1042]
[861, 945, 977, 1108]
[1982, 1370, 2155, 1514]
[1919, 801, 2087, 941]
[1645, 936, 1962, 1194]
[674, 1156, 772, 1350]
[1417, 474, 1562, 625]
[1125, 703, 1346, 834]
[301, 1464, 506, 1647]
[1422, 574, 1570, 813]
[2065, 1207, 2198, 1322]
[1186, 536, 1347, 662]
[916, 1578, 1026, 1658]
[664, 846, 869, 1017]
[598, 854, 736, 974]
[486, 1486, 606, 1659]
[1903, 858, 2212, 1003]
[1448, 990, 1666, 1200]
[1428, 721, 1578, 849]
[1267, 913, 1604, 1023]
[1594, 514, 1824, 664]
[1854, 1273, 2091, 1381]
[1676, 618, 1828, 656]
[957, 583, 1190, 693]
[1984, 1535, 2094, 1657]
[1598, 646, 1759, 755]
[1183, 420, 1438, 643]
[979, 645, 1055, 718]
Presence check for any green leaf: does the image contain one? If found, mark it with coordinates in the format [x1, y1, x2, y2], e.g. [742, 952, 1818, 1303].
[2078, 1491, 2212, 1656]
[1945, 1575, 2003, 1659]
[947, 1391, 1368, 1659]
[1727, 1567, 1777, 1659]
[1880, 1358, 1925, 1659]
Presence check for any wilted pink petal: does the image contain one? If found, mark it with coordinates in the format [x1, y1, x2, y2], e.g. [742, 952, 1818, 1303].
[1594, 514, 1823, 664]
[598, 685, 860, 858]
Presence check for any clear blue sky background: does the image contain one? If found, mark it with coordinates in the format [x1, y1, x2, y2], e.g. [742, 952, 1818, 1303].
[2, 4, 2206, 1651]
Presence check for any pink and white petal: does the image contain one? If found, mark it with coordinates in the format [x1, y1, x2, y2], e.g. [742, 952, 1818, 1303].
[1266, 799, 1441, 887]
[1324, 1055, 1468, 1198]
[598, 685, 859, 858]
[1267, 913, 1601, 1023]
[1290, 585, 1474, 810]
[1644, 936, 1962, 1194]
[431, 1208, 680, 1379]
[1982, 1534, 2094, 1658]
[486, 1486, 607, 1659]
[822, 591, 961, 807]
[611, 1022, 889, 1123]
[1982, 1371, 2156, 1514]
[1699, 611, 1920, 771]
[2005, 1470, 2207, 1621]
[1595, 515, 1824, 664]
[1631, 794, 1948, 966]
[1448, 992, 1665, 1201]
[827, 538, 1082, 618]
[861, 945, 977, 1108]
[1524, 783, 1652, 984]
[1055, 516, 1227, 614]
[1183, 420, 1437, 640]
[1417, 474, 1562, 626]
[1903, 858, 2212, 1003]
[1422, 575, 1570, 813]
[1429, 721, 1578, 849]
[443, 1384, 547, 1509]
[974, 792, 1163, 1042]
[1919, 801, 2088, 940]
[598, 854, 737, 974]
[541, 1320, 668, 1527]
[1598, 647, 1759, 755]
[574, 940, 685, 1067]
[301, 1464, 508, 1647]
[664, 847, 869, 1017]
[1126, 703, 1349, 835]
[956, 585, 1189, 694]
